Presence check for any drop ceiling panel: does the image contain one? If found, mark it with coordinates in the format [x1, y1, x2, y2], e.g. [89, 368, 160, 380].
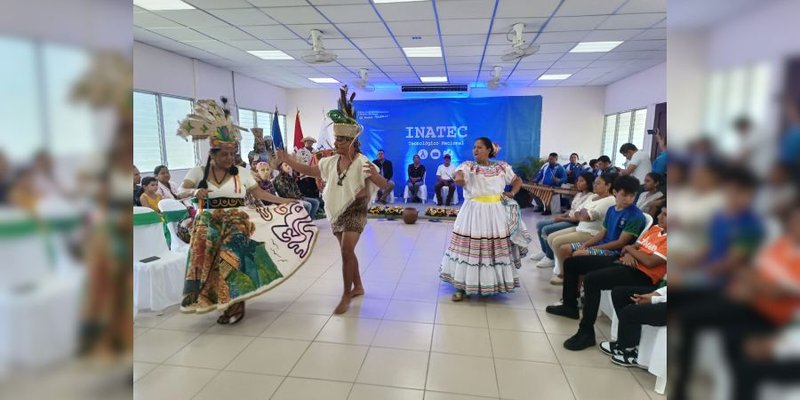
[550, 59, 594, 69]
[350, 37, 395, 49]
[134, 27, 173, 43]
[247, 0, 308, 6]
[260, 6, 328, 24]
[556, 0, 627, 17]
[242, 25, 299, 40]
[515, 60, 558, 69]
[375, 2, 435, 20]
[150, 27, 211, 42]
[435, 0, 494, 19]
[597, 13, 666, 29]
[315, 5, 381, 23]
[201, 26, 255, 40]
[441, 34, 486, 46]
[439, 18, 492, 35]
[134, 12, 184, 28]
[207, 8, 275, 26]
[536, 31, 591, 44]
[386, 20, 438, 36]
[309, 0, 371, 4]
[535, 43, 579, 53]
[336, 22, 388, 38]
[600, 50, 664, 60]
[495, 0, 560, 18]
[154, 10, 230, 27]
[184, 0, 253, 9]
[262, 39, 317, 50]
[362, 47, 405, 58]
[409, 58, 448, 66]
[395, 35, 440, 47]
[614, 40, 665, 52]
[444, 46, 485, 57]
[545, 16, 607, 32]
[291, 24, 345, 38]
[617, 0, 667, 14]
[491, 18, 547, 34]
[581, 29, 644, 41]
[635, 28, 666, 40]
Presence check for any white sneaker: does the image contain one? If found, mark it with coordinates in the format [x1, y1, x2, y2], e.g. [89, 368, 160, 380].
[536, 258, 555, 268]
[549, 275, 563, 285]
[529, 251, 546, 261]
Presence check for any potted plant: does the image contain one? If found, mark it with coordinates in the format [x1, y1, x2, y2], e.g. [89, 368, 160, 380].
[513, 156, 547, 182]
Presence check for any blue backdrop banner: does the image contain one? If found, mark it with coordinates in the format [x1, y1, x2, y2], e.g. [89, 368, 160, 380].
[355, 96, 541, 191]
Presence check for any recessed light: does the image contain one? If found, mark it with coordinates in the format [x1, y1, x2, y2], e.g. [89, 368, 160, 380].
[309, 77, 340, 84]
[538, 74, 572, 80]
[402, 46, 442, 58]
[247, 50, 294, 60]
[420, 76, 448, 83]
[373, 0, 427, 3]
[569, 41, 623, 53]
[133, 0, 195, 10]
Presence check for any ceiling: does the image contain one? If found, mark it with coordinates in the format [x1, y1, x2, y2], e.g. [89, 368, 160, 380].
[134, 0, 666, 89]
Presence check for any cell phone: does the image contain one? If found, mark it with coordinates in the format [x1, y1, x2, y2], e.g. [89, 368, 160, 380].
[139, 256, 161, 263]
[647, 129, 655, 135]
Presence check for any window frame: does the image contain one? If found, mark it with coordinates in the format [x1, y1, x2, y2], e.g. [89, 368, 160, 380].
[133, 89, 198, 170]
[601, 107, 648, 167]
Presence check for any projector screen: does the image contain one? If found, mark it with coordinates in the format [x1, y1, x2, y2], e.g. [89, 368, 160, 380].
[354, 96, 542, 188]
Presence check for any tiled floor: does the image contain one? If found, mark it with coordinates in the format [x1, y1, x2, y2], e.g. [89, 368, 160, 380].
[134, 210, 665, 400]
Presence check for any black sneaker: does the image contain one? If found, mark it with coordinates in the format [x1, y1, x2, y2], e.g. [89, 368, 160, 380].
[545, 304, 579, 320]
[599, 341, 623, 356]
[610, 347, 642, 368]
[564, 331, 596, 351]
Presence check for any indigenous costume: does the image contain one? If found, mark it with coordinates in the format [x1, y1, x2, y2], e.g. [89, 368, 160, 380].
[177, 99, 318, 314]
[440, 160, 531, 295]
[317, 86, 378, 233]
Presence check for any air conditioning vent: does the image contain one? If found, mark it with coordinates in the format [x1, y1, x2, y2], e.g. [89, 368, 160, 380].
[401, 84, 469, 93]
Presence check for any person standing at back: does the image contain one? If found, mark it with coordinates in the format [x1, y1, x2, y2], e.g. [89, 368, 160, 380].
[618, 143, 652, 184]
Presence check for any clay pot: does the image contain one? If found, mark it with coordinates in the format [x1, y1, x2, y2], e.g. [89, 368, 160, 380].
[402, 207, 419, 224]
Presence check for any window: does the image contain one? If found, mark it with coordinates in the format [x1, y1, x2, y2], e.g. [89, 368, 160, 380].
[133, 91, 197, 171]
[236, 108, 286, 159]
[704, 63, 771, 155]
[600, 108, 648, 168]
[0, 36, 42, 162]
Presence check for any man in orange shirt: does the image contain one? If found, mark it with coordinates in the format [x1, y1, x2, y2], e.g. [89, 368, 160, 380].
[552, 207, 668, 351]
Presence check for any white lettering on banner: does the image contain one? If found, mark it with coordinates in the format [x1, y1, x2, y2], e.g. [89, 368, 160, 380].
[404, 125, 469, 139]
[430, 149, 441, 160]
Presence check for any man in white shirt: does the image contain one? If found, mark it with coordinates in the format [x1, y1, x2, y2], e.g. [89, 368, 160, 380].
[435, 154, 457, 206]
[619, 143, 652, 183]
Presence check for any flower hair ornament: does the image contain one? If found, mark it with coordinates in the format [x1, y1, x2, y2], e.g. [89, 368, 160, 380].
[492, 143, 501, 156]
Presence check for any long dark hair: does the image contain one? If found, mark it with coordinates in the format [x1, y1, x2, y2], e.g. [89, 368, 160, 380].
[199, 148, 238, 189]
[475, 137, 496, 158]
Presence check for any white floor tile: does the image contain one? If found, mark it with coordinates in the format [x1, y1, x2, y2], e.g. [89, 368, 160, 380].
[548, 334, 620, 369]
[349, 384, 424, 400]
[426, 353, 498, 398]
[423, 392, 496, 400]
[384, 300, 437, 324]
[164, 334, 254, 369]
[225, 337, 310, 376]
[287, 292, 342, 315]
[192, 371, 283, 400]
[271, 377, 352, 400]
[204, 310, 280, 337]
[393, 282, 442, 302]
[563, 365, 651, 400]
[133, 362, 157, 382]
[155, 311, 217, 333]
[316, 316, 381, 345]
[495, 358, 575, 400]
[486, 308, 544, 332]
[432, 325, 492, 357]
[356, 347, 429, 389]
[290, 342, 369, 382]
[489, 330, 558, 363]
[246, 290, 302, 312]
[260, 313, 329, 341]
[133, 365, 217, 400]
[372, 320, 434, 351]
[133, 329, 199, 363]
[435, 304, 488, 328]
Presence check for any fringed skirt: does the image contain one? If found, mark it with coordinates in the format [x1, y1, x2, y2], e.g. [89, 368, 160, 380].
[439, 196, 531, 296]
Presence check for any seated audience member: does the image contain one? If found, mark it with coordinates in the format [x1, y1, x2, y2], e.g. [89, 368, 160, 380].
[138, 176, 162, 212]
[778, 94, 800, 170]
[636, 172, 665, 217]
[530, 172, 596, 267]
[8, 167, 40, 212]
[533, 152, 567, 215]
[552, 206, 666, 351]
[673, 204, 800, 400]
[133, 165, 143, 206]
[373, 149, 395, 204]
[756, 161, 796, 219]
[544, 173, 618, 284]
[619, 143, 652, 183]
[435, 154, 457, 206]
[248, 161, 278, 206]
[586, 159, 598, 175]
[407, 154, 425, 202]
[274, 161, 319, 218]
[154, 165, 190, 202]
[596, 155, 620, 177]
[602, 285, 667, 366]
[563, 153, 582, 184]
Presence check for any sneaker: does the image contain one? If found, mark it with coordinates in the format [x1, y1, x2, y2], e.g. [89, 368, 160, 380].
[610, 348, 642, 368]
[599, 341, 623, 356]
[529, 251, 546, 261]
[563, 331, 596, 351]
[536, 258, 555, 268]
[549, 275, 563, 285]
[545, 304, 579, 320]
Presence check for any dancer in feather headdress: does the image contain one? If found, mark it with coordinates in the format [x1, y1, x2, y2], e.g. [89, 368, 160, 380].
[277, 86, 391, 314]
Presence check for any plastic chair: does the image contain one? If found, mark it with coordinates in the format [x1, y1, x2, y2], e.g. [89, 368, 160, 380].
[403, 171, 427, 203]
[133, 207, 186, 312]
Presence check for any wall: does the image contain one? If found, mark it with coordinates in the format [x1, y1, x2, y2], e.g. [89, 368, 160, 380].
[668, 30, 710, 143]
[604, 62, 667, 151]
[286, 86, 607, 163]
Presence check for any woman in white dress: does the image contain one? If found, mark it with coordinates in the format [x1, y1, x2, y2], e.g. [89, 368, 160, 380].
[177, 99, 317, 325]
[440, 137, 531, 301]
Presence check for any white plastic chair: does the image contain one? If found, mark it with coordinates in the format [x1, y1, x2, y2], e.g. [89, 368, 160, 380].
[158, 199, 190, 254]
[431, 184, 459, 205]
[133, 207, 186, 312]
[404, 171, 427, 204]
[599, 213, 657, 339]
[638, 325, 667, 394]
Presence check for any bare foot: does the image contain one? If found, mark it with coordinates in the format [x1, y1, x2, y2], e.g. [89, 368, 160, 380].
[334, 295, 351, 314]
[351, 287, 365, 298]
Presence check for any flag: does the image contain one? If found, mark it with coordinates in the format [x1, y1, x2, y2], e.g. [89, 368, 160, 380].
[293, 109, 304, 151]
[271, 106, 284, 150]
[317, 109, 333, 150]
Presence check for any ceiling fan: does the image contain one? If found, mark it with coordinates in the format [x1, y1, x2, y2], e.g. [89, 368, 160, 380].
[486, 66, 507, 90]
[301, 29, 338, 64]
[500, 23, 539, 62]
[355, 68, 375, 92]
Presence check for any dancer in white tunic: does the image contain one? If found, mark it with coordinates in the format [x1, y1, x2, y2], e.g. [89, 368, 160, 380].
[440, 137, 532, 301]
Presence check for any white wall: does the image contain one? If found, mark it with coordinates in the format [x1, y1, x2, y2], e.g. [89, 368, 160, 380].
[286, 86, 607, 162]
[604, 63, 667, 152]
[668, 30, 710, 143]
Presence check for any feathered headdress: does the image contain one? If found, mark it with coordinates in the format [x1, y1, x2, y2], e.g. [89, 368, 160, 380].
[177, 99, 243, 150]
[327, 85, 362, 138]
